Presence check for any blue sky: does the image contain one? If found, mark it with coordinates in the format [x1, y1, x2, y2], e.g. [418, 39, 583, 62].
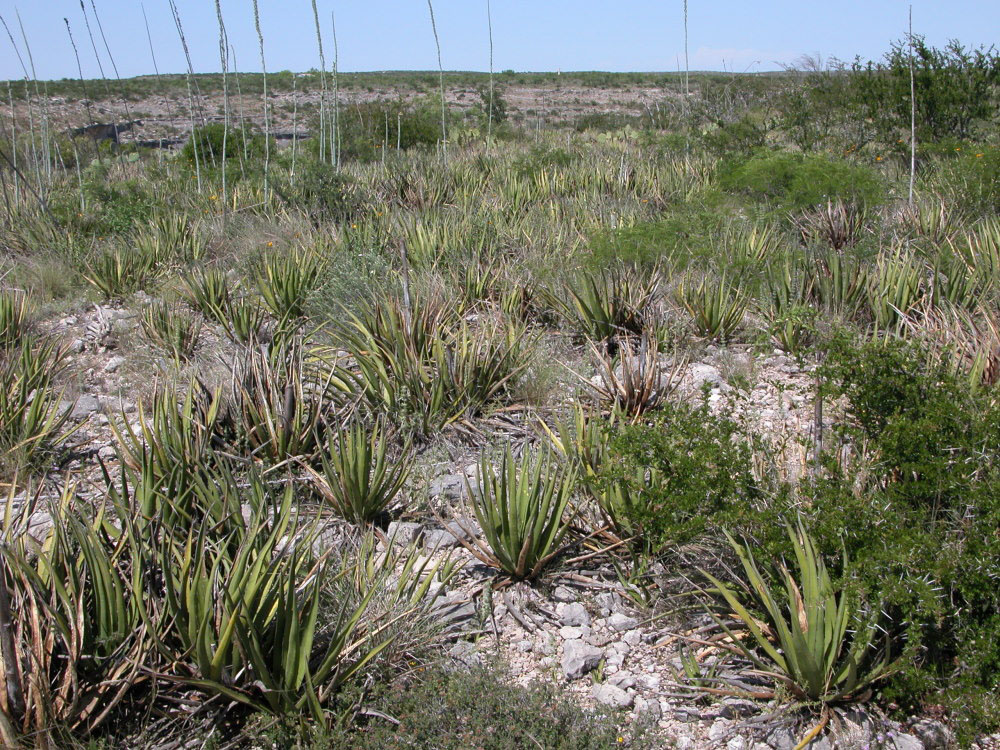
[1, 0, 998, 80]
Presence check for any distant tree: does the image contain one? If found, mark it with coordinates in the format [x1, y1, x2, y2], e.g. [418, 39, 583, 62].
[852, 37, 1000, 143]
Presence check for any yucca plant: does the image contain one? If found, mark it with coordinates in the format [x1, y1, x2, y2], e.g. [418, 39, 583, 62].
[0, 290, 30, 350]
[461, 445, 576, 580]
[899, 196, 964, 244]
[700, 522, 891, 703]
[233, 337, 348, 464]
[794, 200, 868, 251]
[111, 382, 228, 483]
[135, 213, 206, 266]
[342, 303, 529, 435]
[767, 263, 818, 354]
[140, 301, 203, 364]
[866, 249, 925, 330]
[929, 251, 983, 312]
[308, 421, 411, 524]
[255, 248, 325, 323]
[587, 333, 683, 420]
[220, 295, 268, 344]
[180, 266, 232, 324]
[0, 486, 145, 744]
[810, 248, 866, 318]
[541, 403, 610, 486]
[556, 267, 659, 353]
[954, 218, 1000, 291]
[725, 220, 786, 264]
[677, 275, 747, 342]
[84, 246, 158, 301]
[0, 338, 75, 477]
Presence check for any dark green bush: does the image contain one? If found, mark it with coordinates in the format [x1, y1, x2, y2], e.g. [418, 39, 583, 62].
[312, 98, 444, 163]
[934, 146, 1000, 212]
[593, 400, 760, 554]
[273, 160, 365, 226]
[720, 151, 884, 210]
[180, 122, 269, 169]
[700, 115, 768, 156]
[850, 37, 1000, 144]
[745, 335, 1000, 741]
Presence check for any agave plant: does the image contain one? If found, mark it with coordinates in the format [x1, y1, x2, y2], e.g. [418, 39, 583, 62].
[955, 218, 1000, 291]
[232, 337, 348, 464]
[140, 301, 203, 364]
[135, 213, 205, 266]
[700, 522, 891, 703]
[84, 246, 158, 301]
[794, 200, 868, 251]
[0, 290, 30, 350]
[677, 275, 747, 342]
[0, 486, 144, 743]
[0, 338, 75, 476]
[556, 267, 660, 353]
[220, 295, 268, 344]
[255, 248, 325, 323]
[725, 220, 786, 264]
[587, 333, 683, 420]
[899, 196, 964, 244]
[810, 248, 866, 317]
[765, 262, 818, 353]
[866, 249, 925, 330]
[341, 299, 530, 435]
[308, 421, 411, 524]
[461, 445, 576, 580]
[180, 266, 232, 324]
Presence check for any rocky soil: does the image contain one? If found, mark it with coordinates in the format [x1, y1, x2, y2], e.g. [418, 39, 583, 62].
[14, 299, 993, 749]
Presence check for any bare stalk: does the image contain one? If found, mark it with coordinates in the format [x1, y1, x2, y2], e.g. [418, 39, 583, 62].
[231, 45, 249, 179]
[426, 0, 447, 161]
[908, 5, 916, 207]
[1, 15, 42, 194]
[251, 0, 271, 196]
[331, 11, 340, 168]
[215, 0, 230, 217]
[486, 0, 494, 155]
[310, 0, 328, 164]
[167, 0, 203, 192]
[64, 19, 97, 161]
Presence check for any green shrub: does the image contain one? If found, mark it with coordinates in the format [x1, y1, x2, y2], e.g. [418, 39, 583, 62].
[274, 160, 364, 226]
[180, 122, 269, 169]
[850, 37, 1000, 144]
[249, 662, 655, 749]
[700, 115, 768, 156]
[720, 151, 884, 210]
[593, 401, 759, 554]
[934, 146, 1000, 212]
[311, 98, 444, 163]
[739, 334, 1000, 740]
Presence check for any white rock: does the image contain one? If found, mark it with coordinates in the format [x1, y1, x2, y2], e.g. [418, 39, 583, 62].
[559, 602, 590, 627]
[104, 356, 126, 373]
[608, 670, 635, 689]
[591, 683, 633, 709]
[608, 613, 638, 632]
[561, 641, 603, 680]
